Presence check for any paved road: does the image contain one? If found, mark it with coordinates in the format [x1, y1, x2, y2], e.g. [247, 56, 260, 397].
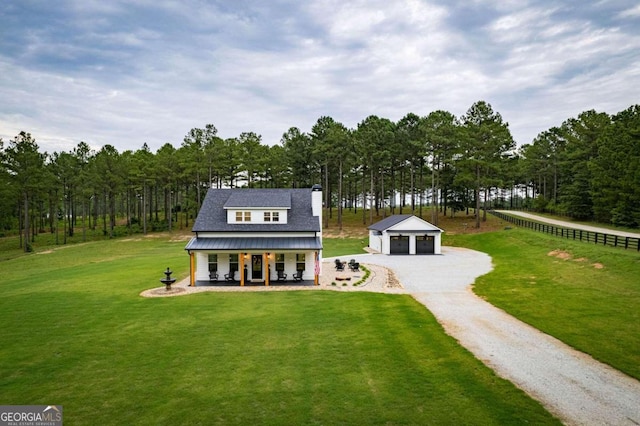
[348, 249, 640, 426]
[495, 210, 640, 238]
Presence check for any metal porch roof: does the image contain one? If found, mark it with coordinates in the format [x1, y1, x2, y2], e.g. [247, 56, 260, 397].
[185, 236, 322, 251]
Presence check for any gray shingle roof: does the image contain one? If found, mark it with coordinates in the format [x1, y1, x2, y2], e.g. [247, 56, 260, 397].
[367, 214, 443, 232]
[224, 191, 291, 209]
[192, 188, 320, 233]
[367, 214, 414, 231]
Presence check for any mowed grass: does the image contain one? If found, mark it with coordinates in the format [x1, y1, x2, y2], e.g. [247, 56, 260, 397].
[0, 236, 559, 425]
[446, 228, 640, 380]
[321, 235, 369, 258]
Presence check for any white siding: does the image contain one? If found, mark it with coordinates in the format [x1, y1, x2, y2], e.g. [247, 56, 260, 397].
[368, 231, 383, 253]
[196, 231, 317, 238]
[226, 209, 288, 224]
[194, 250, 321, 282]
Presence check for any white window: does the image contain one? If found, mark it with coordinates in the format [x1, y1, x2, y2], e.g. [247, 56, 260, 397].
[235, 211, 251, 222]
[208, 254, 218, 273]
[264, 211, 280, 222]
[296, 253, 305, 271]
[229, 254, 239, 273]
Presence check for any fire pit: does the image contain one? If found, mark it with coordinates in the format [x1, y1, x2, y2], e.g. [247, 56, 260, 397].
[160, 267, 176, 291]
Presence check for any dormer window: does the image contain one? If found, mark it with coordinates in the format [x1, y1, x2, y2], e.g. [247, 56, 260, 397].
[235, 211, 251, 222]
[264, 211, 280, 222]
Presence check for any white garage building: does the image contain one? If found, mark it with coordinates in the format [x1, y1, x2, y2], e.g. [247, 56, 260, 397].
[368, 214, 444, 255]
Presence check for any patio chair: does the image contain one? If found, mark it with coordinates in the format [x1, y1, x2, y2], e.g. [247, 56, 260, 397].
[293, 270, 303, 282]
[335, 261, 345, 271]
[349, 262, 360, 272]
[224, 270, 236, 282]
[209, 271, 219, 281]
[277, 270, 287, 281]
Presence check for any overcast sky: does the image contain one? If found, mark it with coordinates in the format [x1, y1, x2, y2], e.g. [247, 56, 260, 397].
[1, 0, 639, 154]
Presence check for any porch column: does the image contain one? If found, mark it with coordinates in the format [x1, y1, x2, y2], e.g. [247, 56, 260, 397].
[314, 251, 319, 285]
[189, 251, 195, 287]
[240, 253, 245, 286]
[264, 253, 270, 286]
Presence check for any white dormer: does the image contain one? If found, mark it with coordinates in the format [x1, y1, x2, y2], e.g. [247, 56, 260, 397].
[227, 208, 289, 224]
[223, 191, 291, 224]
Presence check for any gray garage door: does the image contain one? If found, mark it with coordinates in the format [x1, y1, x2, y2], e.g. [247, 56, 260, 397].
[416, 235, 435, 254]
[390, 236, 409, 254]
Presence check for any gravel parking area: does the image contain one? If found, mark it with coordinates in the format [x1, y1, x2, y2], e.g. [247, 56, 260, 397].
[142, 247, 640, 425]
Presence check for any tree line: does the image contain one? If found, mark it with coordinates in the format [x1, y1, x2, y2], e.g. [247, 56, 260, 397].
[1, 100, 638, 252]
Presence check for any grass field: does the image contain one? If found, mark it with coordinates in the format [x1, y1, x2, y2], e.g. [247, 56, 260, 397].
[0, 235, 560, 425]
[2, 208, 638, 424]
[447, 228, 640, 380]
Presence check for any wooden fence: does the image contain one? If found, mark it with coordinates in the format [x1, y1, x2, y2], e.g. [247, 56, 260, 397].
[490, 210, 640, 251]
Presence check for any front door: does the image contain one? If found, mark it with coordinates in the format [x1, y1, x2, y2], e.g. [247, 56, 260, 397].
[252, 255, 263, 280]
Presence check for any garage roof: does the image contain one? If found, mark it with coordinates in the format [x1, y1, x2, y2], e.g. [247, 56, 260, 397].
[368, 214, 443, 232]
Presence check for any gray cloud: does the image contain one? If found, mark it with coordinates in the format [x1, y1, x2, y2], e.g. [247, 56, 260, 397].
[1, 0, 639, 152]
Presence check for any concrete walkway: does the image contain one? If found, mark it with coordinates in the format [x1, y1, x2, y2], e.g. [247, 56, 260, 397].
[495, 210, 640, 239]
[346, 249, 640, 426]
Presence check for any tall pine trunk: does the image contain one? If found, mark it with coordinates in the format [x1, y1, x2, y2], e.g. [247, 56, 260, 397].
[475, 164, 481, 229]
[23, 192, 29, 252]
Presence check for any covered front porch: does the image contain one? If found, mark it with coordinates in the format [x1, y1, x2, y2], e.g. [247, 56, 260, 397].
[193, 278, 318, 287]
[185, 236, 322, 287]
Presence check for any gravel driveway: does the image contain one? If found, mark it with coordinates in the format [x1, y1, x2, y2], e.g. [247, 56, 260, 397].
[346, 248, 640, 426]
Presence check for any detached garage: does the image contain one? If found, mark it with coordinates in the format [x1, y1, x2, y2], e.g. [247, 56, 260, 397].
[368, 214, 443, 255]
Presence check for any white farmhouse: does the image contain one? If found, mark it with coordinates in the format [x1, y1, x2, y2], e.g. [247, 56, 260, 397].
[185, 185, 323, 286]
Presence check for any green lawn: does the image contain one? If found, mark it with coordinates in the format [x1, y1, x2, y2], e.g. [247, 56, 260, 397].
[0, 236, 558, 425]
[321, 235, 369, 258]
[446, 229, 640, 380]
